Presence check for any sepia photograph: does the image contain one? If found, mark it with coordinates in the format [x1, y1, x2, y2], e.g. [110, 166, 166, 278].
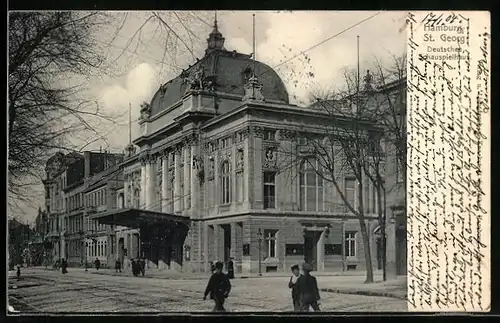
[7, 10, 409, 313]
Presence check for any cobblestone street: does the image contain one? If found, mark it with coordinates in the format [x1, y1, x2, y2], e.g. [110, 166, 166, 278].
[8, 268, 407, 313]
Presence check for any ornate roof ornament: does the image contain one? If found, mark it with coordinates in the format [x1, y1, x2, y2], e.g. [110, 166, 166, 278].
[206, 12, 225, 53]
[139, 102, 151, 120]
[243, 74, 265, 102]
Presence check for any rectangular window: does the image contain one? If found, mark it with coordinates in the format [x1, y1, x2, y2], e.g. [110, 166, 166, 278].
[236, 171, 243, 202]
[264, 229, 278, 258]
[298, 136, 308, 145]
[263, 130, 276, 141]
[325, 244, 342, 255]
[285, 244, 304, 256]
[344, 178, 357, 211]
[243, 244, 250, 256]
[263, 172, 276, 209]
[345, 231, 357, 258]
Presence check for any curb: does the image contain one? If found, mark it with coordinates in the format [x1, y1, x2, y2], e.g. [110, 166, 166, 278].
[320, 287, 407, 300]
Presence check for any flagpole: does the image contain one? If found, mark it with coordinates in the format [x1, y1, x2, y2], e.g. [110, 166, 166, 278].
[252, 14, 256, 98]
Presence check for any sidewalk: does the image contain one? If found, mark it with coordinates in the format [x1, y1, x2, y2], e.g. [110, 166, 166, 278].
[320, 275, 407, 300]
[88, 268, 384, 280]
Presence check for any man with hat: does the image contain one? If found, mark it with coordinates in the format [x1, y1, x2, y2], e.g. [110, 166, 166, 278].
[203, 261, 232, 312]
[288, 264, 302, 311]
[295, 263, 321, 312]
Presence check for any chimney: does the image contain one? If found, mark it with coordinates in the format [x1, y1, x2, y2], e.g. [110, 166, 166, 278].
[84, 151, 91, 178]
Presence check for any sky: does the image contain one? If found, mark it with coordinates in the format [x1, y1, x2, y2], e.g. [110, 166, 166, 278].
[11, 11, 407, 224]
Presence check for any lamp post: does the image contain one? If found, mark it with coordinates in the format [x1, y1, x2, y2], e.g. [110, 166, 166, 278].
[257, 228, 263, 276]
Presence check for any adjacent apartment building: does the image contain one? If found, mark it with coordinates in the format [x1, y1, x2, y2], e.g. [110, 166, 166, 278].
[43, 150, 123, 266]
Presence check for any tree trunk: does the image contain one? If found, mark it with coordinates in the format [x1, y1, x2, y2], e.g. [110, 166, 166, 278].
[358, 218, 374, 283]
[376, 182, 387, 281]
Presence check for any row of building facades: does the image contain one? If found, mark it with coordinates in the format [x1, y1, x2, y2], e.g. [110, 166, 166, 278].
[30, 19, 407, 275]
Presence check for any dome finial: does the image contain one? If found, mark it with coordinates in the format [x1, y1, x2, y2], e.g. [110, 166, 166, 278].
[207, 11, 225, 53]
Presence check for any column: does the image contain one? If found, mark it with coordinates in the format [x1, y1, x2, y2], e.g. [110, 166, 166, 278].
[190, 145, 199, 215]
[183, 146, 191, 210]
[230, 222, 237, 259]
[243, 131, 251, 208]
[123, 174, 129, 208]
[203, 222, 209, 271]
[214, 224, 220, 261]
[253, 128, 264, 209]
[146, 157, 156, 211]
[161, 153, 169, 212]
[140, 161, 147, 209]
[317, 228, 327, 272]
[174, 149, 182, 212]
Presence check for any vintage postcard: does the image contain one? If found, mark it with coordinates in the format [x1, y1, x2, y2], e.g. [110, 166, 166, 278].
[406, 11, 491, 312]
[6, 10, 487, 314]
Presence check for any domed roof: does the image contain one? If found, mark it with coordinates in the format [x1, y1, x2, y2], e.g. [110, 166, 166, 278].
[149, 19, 289, 117]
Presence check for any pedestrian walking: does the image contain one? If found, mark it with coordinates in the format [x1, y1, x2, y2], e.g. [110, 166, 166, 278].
[203, 261, 232, 312]
[131, 259, 139, 277]
[115, 257, 122, 273]
[61, 258, 68, 274]
[209, 261, 215, 274]
[139, 258, 146, 276]
[288, 264, 301, 311]
[94, 258, 101, 270]
[296, 263, 321, 312]
[226, 257, 235, 279]
[16, 265, 21, 281]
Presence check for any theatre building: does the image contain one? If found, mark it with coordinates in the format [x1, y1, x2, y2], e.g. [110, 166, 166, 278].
[93, 20, 400, 274]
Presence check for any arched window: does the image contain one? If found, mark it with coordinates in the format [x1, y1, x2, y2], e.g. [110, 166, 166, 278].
[299, 157, 324, 212]
[220, 160, 231, 205]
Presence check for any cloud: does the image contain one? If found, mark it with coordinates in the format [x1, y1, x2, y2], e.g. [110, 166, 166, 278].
[221, 11, 407, 104]
[98, 63, 157, 150]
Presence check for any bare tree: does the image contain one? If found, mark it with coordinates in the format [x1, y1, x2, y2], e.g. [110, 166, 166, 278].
[8, 12, 123, 212]
[293, 53, 406, 283]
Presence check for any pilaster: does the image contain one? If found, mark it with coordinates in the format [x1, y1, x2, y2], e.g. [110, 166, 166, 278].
[140, 158, 147, 209]
[146, 156, 157, 211]
[183, 146, 191, 211]
[253, 126, 264, 209]
[191, 144, 201, 217]
[243, 127, 251, 209]
[161, 152, 169, 212]
[174, 148, 182, 213]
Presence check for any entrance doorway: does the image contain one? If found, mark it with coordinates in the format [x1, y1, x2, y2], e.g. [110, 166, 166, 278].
[304, 231, 320, 271]
[221, 224, 231, 263]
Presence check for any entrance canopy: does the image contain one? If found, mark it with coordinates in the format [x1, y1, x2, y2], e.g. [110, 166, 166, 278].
[89, 208, 190, 229]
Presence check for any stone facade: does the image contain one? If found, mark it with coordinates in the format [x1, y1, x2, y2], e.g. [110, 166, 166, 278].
[92, 19, 405, 275]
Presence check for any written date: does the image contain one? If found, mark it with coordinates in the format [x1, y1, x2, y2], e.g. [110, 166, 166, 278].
[424, 34, 466, 45]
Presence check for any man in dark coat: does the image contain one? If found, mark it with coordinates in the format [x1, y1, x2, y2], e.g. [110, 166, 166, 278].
[61, 258, 68, 274]
[288, 264, 301, 311]
[139, 258, 146, 276]
[94, 258, 101, 270]
[131, 259, 138, 276]
[226, 258, 235, 279]
[115, 257, 122, 273]
[296, 263, 321, 312]
[203, 261, 232, 312]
